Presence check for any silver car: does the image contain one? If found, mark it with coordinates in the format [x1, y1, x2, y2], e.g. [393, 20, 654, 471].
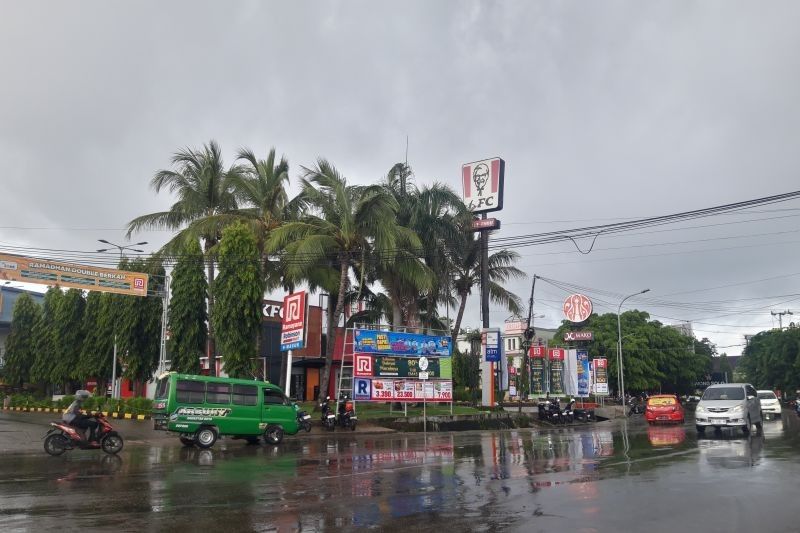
[695, 383, 763, 435]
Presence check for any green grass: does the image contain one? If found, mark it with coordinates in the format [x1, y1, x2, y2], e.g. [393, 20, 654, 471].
[297, 401, 489, 420]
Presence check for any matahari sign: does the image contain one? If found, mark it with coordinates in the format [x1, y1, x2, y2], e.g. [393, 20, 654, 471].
[0, 253, 148, 297]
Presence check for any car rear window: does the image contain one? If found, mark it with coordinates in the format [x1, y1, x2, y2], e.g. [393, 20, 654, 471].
[648, 397, 676, 406]
[757, 392, 777, 400]
[702, 387, 744, 401]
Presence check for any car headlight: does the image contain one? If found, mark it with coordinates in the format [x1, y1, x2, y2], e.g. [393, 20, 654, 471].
[731, 405, 743, 413]
[696, 406, 705, 413]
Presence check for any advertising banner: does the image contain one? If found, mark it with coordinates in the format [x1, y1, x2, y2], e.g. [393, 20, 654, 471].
[531, 358, 545, 395]
[593, 358, 609, 395]
[577, 350, 590, 397]
[549, 348, 564, 395]
[354, 355, 452, 379]
[280, 291, 308, 351]
[462, 157, 505, 213]
[0, 252, 148, 297]
[482, 328, 501, 362]
[353, 378, 452, 402]
[353, 329, 452, 357]
[529, 346, 547, 358]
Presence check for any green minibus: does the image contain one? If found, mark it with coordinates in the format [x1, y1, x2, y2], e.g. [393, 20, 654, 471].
[152, 372, 300, 448]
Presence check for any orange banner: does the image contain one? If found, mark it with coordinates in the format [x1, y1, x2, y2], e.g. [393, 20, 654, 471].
[0, 253, 149, 297]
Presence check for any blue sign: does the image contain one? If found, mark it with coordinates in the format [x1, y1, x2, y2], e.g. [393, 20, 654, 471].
[484, 329, 501, 362]
[354, 378, 372, 400]
[354, 330, 452, 357]
[577, 350, 590, 397]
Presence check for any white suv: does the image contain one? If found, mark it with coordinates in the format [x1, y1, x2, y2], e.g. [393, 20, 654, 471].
[757, 390, 782, 421]
[695, 383, 763, 435]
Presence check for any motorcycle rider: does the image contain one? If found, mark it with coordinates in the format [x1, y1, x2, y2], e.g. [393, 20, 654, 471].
[62, 390, 98, 442]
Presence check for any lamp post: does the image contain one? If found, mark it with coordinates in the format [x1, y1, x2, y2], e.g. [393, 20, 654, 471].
[97, 239, 147, 399]
[617, 289, 650, 405]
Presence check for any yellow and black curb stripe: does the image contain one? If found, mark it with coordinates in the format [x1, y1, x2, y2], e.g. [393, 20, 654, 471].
[2, 406, 150, 421]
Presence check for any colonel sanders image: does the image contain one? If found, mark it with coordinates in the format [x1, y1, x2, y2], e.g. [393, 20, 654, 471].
[472, 163, 490, 196]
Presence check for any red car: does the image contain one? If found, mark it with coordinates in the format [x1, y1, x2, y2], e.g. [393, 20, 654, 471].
[645, 394, 685, 424]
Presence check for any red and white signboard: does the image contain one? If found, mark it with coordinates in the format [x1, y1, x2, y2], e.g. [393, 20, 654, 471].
[354, 354, 373, 377]
[549, 348, 566, 361]
[366, 379, 452, 402]
[462, 157, 505, 213]
[280, 291, 308, 351]
[529, 346, 547, 359]
[563, 293, 593, 323]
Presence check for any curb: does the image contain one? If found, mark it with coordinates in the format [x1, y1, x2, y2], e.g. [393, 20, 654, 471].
[1, 406, 150, 421]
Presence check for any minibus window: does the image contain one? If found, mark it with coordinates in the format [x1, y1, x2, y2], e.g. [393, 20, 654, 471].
[264, 389, 285, 405]
[176, 380, 205, 404]
[232, 384, 258, 406]
[206, 383, 231, 404]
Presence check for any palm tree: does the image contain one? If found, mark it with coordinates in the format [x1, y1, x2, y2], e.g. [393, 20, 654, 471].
[379, 163, 464, 329]
[267, 159, 402, 402]
[449, 230, 526, 339]
[127, 140, 240, 376]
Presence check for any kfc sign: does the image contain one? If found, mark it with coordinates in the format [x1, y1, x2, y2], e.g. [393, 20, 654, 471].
[563, 294, 593, 323]
[462, 157, 505, 213]
[280, 292, 308, 351]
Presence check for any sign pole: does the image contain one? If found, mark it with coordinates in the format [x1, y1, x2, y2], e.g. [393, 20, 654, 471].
[481, 214, 491, 404]
[111, 334, 118, 399]
[284, 350, 293, 398]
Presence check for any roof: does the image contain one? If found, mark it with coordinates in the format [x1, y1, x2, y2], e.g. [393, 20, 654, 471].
[164, 372, 280, 389]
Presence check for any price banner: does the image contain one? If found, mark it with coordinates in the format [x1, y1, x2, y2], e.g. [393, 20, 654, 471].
[354, 378, 452, 402]
[593, 358, 609, 395]
[550, 360, 564, 395]
[531, 358, 545, 395]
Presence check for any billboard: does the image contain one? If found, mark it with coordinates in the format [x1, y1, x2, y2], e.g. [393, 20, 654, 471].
[482, 328, 501, 362]
[462, 157, 505, 213]
[353, 355, 452, 379]
[577, 350, 590, 397]
[353, 378, 452, 402]
[353, 329, 452, 357]
[280, 291, 308, 351]
[0, 253, 148, 297]
[549, 348, 565, 394]
[593, 358, 609, 395]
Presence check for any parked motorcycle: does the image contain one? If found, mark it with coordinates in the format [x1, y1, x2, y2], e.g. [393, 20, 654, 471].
[337, 395, 357, 431]
[43, 412, 124, 456]
[296, 408, 312, 432]
[628, 398, 644, 416]
[320, 396, 336, 431]
[562, 399, 576, 424]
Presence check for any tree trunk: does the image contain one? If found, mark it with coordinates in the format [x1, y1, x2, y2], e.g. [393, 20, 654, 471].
[205, 239, 217, 376]
[318, 259, 349, 405]
[392, 302, 403, 328]
[451, 291, 469, 340]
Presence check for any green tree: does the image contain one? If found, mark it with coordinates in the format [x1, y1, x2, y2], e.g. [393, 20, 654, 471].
[117, 258, 166, 393]
[268, 160, 402, 401]
[213, 222, 264, 378]
[77, 292, 116, 393]
[50, 289, 86, 393]
[127, 140, 240, 376]
[168, 239, 208, 374]
[30, 287, 64, 391]
[3, 293, 41, 388]
[739, 328, 800, 391]
[449, 230, 525, 339]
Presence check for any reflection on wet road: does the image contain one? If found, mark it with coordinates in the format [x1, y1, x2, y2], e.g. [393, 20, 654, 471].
[2, 413, 800, 532]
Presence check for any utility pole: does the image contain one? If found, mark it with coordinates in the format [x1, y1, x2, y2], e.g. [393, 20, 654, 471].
[520, 275, 537, 413]
[480, 213, 492, 404]
[771, 310, 793, 330]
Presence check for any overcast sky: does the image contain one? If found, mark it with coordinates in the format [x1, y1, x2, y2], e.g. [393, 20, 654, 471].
[2, 1, 800, 355]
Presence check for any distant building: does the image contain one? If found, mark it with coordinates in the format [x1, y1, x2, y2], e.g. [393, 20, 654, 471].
[0, 286, 45, 368]
[668, 322, 694, 338]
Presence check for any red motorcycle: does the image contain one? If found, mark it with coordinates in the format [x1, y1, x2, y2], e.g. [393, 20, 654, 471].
[43, 412, 124, 456]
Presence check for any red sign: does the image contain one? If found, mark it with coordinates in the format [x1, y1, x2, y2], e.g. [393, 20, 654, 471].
[549, 348, 565, 361]
[354, 354, 373, 377]
[462, 158, 505, 213]
[564, 331, 594, 342]
[594, 358, 608, 369]
[280, 291, 307, 351]
[529, 346, 547, 359]
[563, 293, 593, 323]
[471, 218, 501, 231]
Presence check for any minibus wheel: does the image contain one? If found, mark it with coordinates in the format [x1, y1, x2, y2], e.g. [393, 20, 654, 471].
[195, 427, 218, 449]
[264, 425, 284, 445]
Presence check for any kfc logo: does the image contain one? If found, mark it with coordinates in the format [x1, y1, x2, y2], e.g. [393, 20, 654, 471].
[355, 355, 373, 377]
[462, 157, 505, 213]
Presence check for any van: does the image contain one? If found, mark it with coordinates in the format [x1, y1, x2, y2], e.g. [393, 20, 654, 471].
[695, 383, 763, 435]
[152, 373, 300, 448]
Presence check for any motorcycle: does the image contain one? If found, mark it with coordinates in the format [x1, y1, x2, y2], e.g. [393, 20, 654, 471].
[337, 395, 357, 431]
[562, 399, 576, 424]
[320, 396, 336, 431]
[628, 398, 644, 416]
[296, 408, 312, 432]
[43, 412, 124, 456]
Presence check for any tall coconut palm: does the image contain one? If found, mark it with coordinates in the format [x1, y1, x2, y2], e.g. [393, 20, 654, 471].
[126, 140, 240, 376]
[379, 163, 464, 329]
[449, 230, 526, 339]
[267, 159, 405, 402]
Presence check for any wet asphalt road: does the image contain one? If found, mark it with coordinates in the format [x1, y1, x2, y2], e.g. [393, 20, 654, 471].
[1, 411, 800, 532]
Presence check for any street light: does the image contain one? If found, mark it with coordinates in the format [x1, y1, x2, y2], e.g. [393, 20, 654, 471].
[97, 239, 148, 262]
[617, 288, 650, 405]
[96, 239, 147, 399]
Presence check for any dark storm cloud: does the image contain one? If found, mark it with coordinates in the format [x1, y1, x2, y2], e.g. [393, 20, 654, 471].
[2, 1, 800, 353]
